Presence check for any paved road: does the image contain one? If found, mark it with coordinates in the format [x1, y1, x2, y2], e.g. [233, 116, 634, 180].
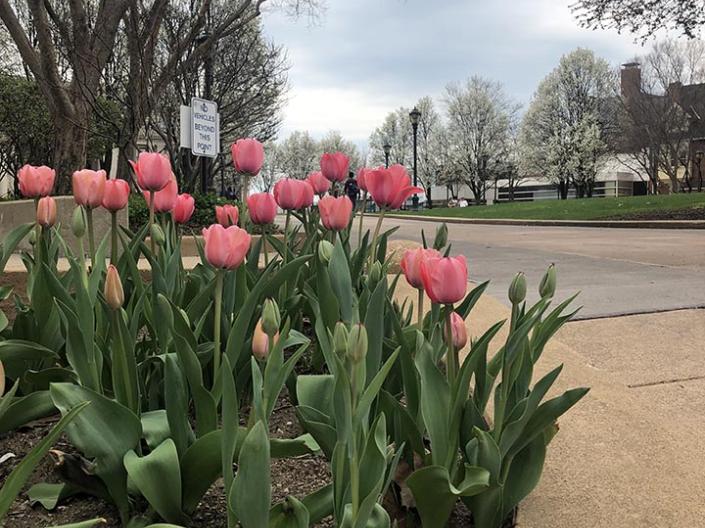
[364, 216, 705, 319]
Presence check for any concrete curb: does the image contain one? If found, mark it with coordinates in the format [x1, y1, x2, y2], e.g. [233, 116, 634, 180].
[384, 213, 705, 229]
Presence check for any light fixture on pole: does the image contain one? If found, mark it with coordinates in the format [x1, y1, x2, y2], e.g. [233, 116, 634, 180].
[409, 106, 421, 209]
[382, 141, 392, 168]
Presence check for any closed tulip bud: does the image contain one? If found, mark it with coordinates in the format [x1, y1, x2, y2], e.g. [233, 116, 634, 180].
[434, 223, 448, 250]
[539, 264, 556, 299]
[318, 240, 334, 263]
[104, 265, 124, 310]
[333, 322, 349, 357]
[261, 298, 280, 337]
[252, 319, 278, 360]
[157, 294, 175, 331]
[347, 324, 368, 364]
[36, 196, 57, 228]
[447, 312, 468, 350]
[508, 272, 527, 305]
[150, 223, 166, 246]
[368, 261, 383, 286]
[72, 206, 86, 238]
[28, 229, 36, 246]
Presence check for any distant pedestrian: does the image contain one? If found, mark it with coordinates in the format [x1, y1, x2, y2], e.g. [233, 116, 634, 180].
[344, 171, 359, 209]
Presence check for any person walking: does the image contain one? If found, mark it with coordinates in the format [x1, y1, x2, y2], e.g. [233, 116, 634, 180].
[344, 171, 359, 209]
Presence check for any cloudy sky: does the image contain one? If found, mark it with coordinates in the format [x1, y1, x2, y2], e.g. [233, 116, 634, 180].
[261, 0, 648, 146]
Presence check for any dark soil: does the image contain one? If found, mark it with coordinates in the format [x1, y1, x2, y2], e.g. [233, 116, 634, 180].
[608, 205, 705, 221]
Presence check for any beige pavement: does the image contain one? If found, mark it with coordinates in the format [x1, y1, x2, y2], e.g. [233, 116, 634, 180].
[394, 274, 705, 528]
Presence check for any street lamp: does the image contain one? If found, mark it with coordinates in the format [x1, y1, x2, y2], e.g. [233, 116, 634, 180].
[382, 141, 392, 169]
[196, 6, 213, 195]
[409, 106, 421, 209]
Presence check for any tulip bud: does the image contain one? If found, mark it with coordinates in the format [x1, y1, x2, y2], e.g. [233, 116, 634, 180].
[28, 229, 36, 246]
[252, 318, 278, 360]
[508, 272, 527, 305]
[318, 240, 334, 263]
[71, 206, 86, 238]
[150, 223, 166, 246]
[433, 223, 448, 250]
[157, 293, 175, 331]
[347, 324, 368, 364]
[104, 265, 124, 310]
[368, 261, 382, 287]
[539, 264, 556, 299]
[333, 322, 349, 357]
[0, 359, 5, 397]
[261, 298, 280, 337]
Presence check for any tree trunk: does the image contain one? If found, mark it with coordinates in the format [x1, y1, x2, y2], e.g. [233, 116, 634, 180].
[558, 180, 569, 200]
[425, 186, 433, 208]
[53, 112, 88, 194]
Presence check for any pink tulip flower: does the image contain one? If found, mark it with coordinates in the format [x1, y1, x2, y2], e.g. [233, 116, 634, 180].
[366, 164, 424, 210]
[231, 138, 264, 176]
[202, 224, 252, 270]
[448, 312, 468, 349]
[173, 194, 195, 224]
[274, 178, 312, 210]
[306, 171, 331, 195]
[72, 169, 107, 209]
[252, 319, 279, 360]
[17, 165, 55, 198]
[247, 193, 277, 225]
[320, 152, 350, 182]
[130, 152, 172, 192]
[143, 174, 178, 213]
[36, 196, 57, 228]
[400, 248, 441, 289]
[102, 179, 130, 212]
[420, 255, 468, 305]
[318, 195, 353, 231]
[216, 204, 239, 226]
[357, 167, 372, 193]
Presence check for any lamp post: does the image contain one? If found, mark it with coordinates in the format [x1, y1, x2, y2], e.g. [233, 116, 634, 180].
[383, 142, 391, 169]
[197, 6, 213, 195]
[409, 106, 421, 209]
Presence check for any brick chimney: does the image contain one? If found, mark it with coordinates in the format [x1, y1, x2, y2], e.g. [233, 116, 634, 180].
[621, 62, 641, 99]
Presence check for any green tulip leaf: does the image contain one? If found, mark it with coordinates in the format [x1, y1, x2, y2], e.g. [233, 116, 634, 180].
[230, 420, 271, 528]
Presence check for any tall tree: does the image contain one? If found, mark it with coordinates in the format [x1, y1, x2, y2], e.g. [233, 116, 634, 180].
[414, 96, 445, 207]
[274, 130, 320, 179]
[519, 48, 616, 199]
[573, 0, 705, 40]
[368, 107, 412, 168]
[444, 76, 519, 204]
[318, 130, 362, 172]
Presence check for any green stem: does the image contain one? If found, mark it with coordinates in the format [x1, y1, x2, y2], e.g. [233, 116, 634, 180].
[284, 210, 291, 265]
[445, 305, 457, 385]
[213, 270, 224, 388]
[417, 288, 424, 327]
[33, 198, 40, 265]
[350, 362, 360, 520]
[86, 207, 96, 266]
[78, 236, 89, 289]
[262, 231, 269, 267]
[110, 211, 118, 264]
[357, 193, 367, 247]
[368, 208, 385, 269]
[148, 191, 156, 255]
[111, 309, 137, 414]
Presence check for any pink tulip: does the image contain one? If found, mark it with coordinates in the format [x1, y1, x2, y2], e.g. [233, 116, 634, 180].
[400, 248, 441, 289]
[252, 319, 279, 360]
[247, 193, 277, 225]
[420, 255, 468, 304]
[130, 152, 172, 192]
[448, 312, 468, 350]
[231, 138, 264, 176]
[143, 175, 178, 213]
[320, 152, 350, 182]
[17, 165, 55, 198]
[366, 164, 424, 209]
[318, 195, 353, 231]
[102, 179, 130, 212]
[306, 171, 331, 195]
[202, 224, 252, 270]
[274, 178, 312, 210]
[36, 196, 57, 228]
[357, 167, 372, 193]
[173, 194, 195, 224]
[216, 204, 239, 226]
[73, 169, 107, 209]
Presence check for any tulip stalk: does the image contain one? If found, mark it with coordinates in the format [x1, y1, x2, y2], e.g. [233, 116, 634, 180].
[110, 211, 118, 264]
[33, 198, 41, 263]
[213, 269, 224, 386]
[85, 207, 96, 265]
[148, 190, 156, 255]
[417, 288, 424, 327]
[445, 305, 458, 385]
[357, 192, 367, 247]
[368, 207, 386, 269]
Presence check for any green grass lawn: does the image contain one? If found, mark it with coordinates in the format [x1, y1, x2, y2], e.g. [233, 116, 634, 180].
[400, 193, 705, 221]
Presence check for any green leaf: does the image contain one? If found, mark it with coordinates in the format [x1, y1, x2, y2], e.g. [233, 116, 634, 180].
[141, 410, 170, 451]
[27, 482, 81, 510]
[0, 222, 33, 272]
[406, 464, 490, 528]
[327, 240, 353, 323]
[0, 389, 56, 434]
[165, 354, 192, 458]
[269, 495, 310, 528]
[363, 278, 387, 385]
[230, 421, 271, 528]
[221, 354, 239, 524]
[0, 401, 89, 521]
[501, 434, 547, 518]
[124, 439, 189, 525]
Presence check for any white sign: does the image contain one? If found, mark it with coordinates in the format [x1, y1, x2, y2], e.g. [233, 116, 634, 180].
[189, 97, 220, 158]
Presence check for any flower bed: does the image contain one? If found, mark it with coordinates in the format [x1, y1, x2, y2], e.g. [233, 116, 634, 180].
[0, 144, 588, 528]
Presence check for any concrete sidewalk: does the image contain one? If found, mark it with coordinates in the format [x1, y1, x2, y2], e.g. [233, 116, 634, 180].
[394, 277, 705, 527]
